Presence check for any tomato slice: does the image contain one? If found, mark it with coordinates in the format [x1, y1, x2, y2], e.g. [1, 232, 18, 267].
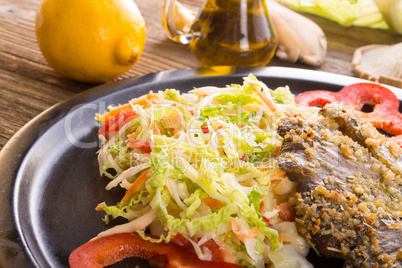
[294, 90, 337, 107]
[128, 139, 152, 153]
[337, 83, 399, 113]
[69, 232, 243, 268]
[391, 135, 402, 147]
[240, 154, 247, 162]
[172, 103, 195, 115]
[201, 126, 209, 133]
[277, 202, 295, 222]
[295, 83, 402, 136]
[341, 84, 402, 136]
[98, 108, 138, 137]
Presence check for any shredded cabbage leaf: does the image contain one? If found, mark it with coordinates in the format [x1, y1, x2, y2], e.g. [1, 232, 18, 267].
[93, 74, 309, 267]
[277, 0, 389, 29]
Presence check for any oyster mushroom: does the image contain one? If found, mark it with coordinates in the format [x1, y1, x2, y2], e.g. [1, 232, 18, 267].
[352, 42, 402, 88]
[267, 0, 327, 66]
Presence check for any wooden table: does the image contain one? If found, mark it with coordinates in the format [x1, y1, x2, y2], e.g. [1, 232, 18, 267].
[1, 0, 402, 151]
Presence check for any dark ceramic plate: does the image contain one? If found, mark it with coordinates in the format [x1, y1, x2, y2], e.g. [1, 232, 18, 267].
[1, 67, 401, 268]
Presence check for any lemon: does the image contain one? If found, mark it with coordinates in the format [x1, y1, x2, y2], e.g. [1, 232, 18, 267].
[35, 0, 146, 83]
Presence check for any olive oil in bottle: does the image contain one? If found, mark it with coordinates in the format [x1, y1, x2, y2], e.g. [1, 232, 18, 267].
[188, 0, 277, 67]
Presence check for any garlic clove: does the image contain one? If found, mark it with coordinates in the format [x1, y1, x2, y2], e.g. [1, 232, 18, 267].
[268, 0, 327, 66]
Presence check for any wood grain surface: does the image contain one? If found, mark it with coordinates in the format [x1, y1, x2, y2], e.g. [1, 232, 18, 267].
[1, 0, 401, 151]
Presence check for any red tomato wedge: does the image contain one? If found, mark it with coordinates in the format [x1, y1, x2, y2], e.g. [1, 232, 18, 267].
[69, 232, 243, 268]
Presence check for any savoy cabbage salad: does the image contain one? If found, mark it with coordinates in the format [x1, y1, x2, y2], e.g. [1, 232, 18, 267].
[69, 74, 314, 268]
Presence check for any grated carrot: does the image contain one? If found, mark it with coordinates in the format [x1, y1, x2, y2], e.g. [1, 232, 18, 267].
[150, 122, 162, 135]
[278, 235, 284, 243]
[129, 91, 161, 107]
[119, 168, 151, 204]
[268, 170, 286, 179]
[201, 197, 225, 209]
[249, 84, 277, 112]
[230, 219, 260, 239]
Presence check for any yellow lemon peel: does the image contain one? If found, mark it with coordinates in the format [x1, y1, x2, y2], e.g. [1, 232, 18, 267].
[35, 0, 146, 83]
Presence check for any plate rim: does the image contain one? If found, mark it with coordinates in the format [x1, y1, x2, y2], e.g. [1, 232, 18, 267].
[1, 66, 400, 268]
